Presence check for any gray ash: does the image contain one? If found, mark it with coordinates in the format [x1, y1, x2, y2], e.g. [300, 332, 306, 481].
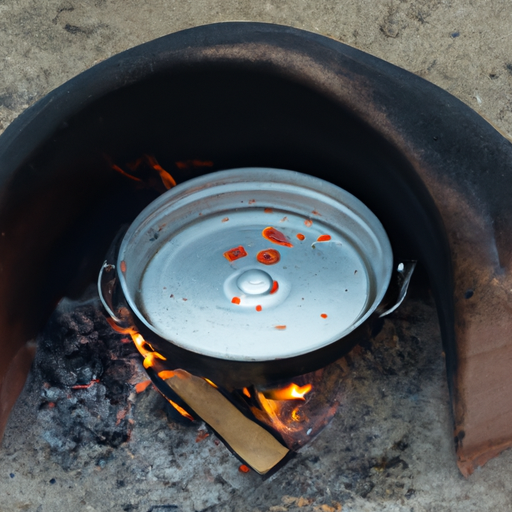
[34, 296, 142, 469]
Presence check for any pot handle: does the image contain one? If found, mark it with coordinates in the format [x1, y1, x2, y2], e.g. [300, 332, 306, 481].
[97, 224, 131, 326]
[377, 260, 417, 318]
[98, 261, 123, 323]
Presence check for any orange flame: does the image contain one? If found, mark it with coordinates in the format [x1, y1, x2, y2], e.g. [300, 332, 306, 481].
[262, 383, 312, 401]
[106, 320, 192, 420]
[111, 164, 143, 182]
[253, 382, 313, 435]
[145, 154, 177, 189]
[166, 398, 195, 421]
[204, 378, 218, 389]
[110, 154, 176, 190]
[135, 380, 152, 393]
[175, 159, 214, 170]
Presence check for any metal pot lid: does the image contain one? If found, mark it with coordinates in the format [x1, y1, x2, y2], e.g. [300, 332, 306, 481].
[118, 168, 393, 362]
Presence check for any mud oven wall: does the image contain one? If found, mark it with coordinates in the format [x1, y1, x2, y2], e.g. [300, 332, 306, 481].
[1, 23, 512, 477]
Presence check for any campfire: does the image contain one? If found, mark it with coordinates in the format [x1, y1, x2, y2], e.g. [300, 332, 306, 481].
[30, 283, 347, 476]
[90, 155, 363, 475]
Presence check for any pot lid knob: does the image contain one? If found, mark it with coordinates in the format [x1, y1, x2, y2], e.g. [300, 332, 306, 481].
[237, 269, 273, 295]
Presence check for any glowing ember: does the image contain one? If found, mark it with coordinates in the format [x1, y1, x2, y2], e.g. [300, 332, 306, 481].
[71, 379, 99, 390]
[223, 246, 248, 262]
[316, 234, 332, 242]
[256, 249, 281, 265]
[175, 159, 214, 170]
[111, 154, 176, 189]
[112, 164, 142, 182]
[196, 430, 210, 442]
[135, 380, 152, 393]
[145, 154, 177, 189]
[242, 387, 251, 398]
[291, 407, 303, 422]
[262, 227, 293, 247]
[263, 383, 312, 401]
[239, 464, 251, 473]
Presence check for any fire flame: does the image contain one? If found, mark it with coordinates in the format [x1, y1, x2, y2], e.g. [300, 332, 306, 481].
[145, 154, 177, 189]
[110, 154, 176, 190]
[262, 383, 312, 401]
[245, 382, 314, 439]
[106, 319, 193, 420]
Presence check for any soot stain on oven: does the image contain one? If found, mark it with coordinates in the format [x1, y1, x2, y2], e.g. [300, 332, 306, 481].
[0, 277, 447, 511]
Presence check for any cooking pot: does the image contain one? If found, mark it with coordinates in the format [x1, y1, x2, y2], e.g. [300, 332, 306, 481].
[98, 168, 414, 389]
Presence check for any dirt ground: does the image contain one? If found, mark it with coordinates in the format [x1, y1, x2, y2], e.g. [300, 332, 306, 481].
[4, 282, 512, 512]
[1, 1, 511, 141]
[1, 1, 512, 511]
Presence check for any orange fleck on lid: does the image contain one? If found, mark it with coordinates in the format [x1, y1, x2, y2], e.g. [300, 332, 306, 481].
[264, 208, 273, 214]
[275, 325, 287, 330]
[223, 245, 248, 262]
[120, 260, 127, 272]
[262, 227, 293, 247]
[296, 233, 305, 240]
[317, 234, 332, 242]
[232, 297, 241, 305]
[256, 249, 281, 265]
[222, 217, 229, 222]
[256, 305, 262, 312]
[321, 313, 328, 319]
[304, 219, 313, 227]
[270, 281, 279, 294]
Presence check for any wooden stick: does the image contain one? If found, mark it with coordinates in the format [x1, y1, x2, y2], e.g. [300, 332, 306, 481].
[164, 370, 289, 474]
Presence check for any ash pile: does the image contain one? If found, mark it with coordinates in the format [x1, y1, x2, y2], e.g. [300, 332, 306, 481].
[34, 295, 145, 469]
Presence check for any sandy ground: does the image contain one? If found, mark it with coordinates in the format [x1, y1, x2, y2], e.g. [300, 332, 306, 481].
[1, 1, 511, 141]
[1, 1, 512, 511]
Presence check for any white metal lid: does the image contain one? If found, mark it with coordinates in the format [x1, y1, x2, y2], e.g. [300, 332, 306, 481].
[118, 168, 393, 361]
